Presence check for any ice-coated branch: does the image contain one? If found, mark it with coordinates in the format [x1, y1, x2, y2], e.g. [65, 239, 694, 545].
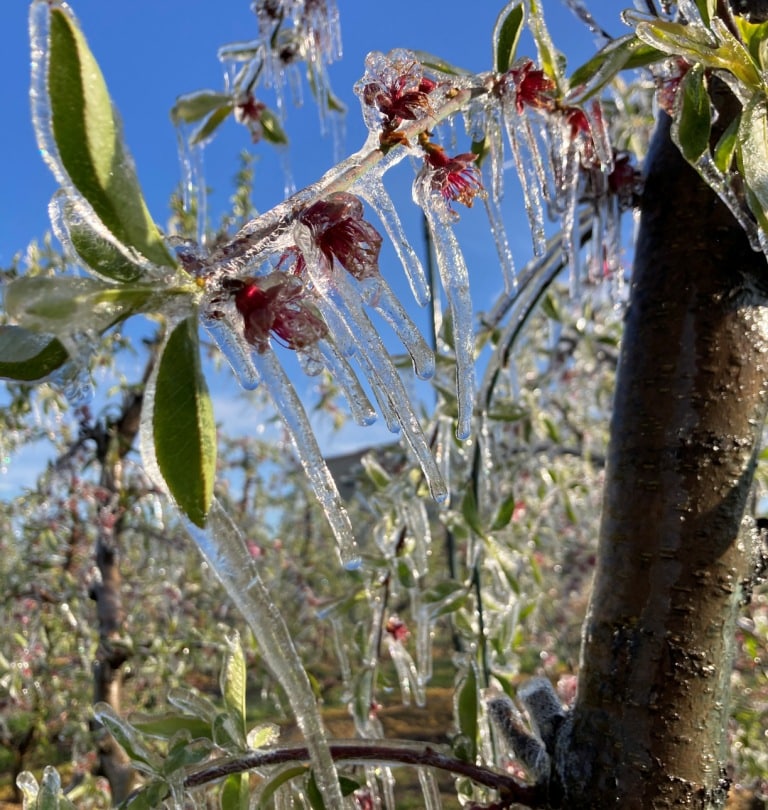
[183, 738, 544, 807]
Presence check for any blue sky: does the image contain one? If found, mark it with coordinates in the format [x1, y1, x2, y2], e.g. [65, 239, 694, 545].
[0, 1, 627, 488]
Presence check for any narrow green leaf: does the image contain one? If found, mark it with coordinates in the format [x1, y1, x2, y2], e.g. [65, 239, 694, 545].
[246, 723, 280, 750]
[190, 102, 234, 146]
[259, 108, 288, 145]
[461, 487, 485, 537]
[43, 7, 174, 268]
[694, 0, 715, 25]
[121, 780, 170, 810]
[221, 632, 247, 742]
[256, 765, 308, 808]
[672, 63, 711, 163]
[0, 326, 68, 381]
[491, 494, 518, 531]
[93, 703, 159, 772]
[171, 90, 233, 124]
[739, 96, 768, 233]
[306, 772, 326, 810]
[412, 50, 472, 76]
[361, 454, 391, 489]
[221, 773, 249, 810]
[131, 713, 212, 742]
[493, 2, 525, 74]
[455, 666, 478, 762]
[568, 35, 662, 102]
[153, 316, 216, 528]
[528, 0, 563, 86]
[162, 735, 214, 774]
[713, 114, 740, 173]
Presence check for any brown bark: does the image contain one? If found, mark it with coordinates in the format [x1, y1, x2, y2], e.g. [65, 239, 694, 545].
[558, 112, 768, 807]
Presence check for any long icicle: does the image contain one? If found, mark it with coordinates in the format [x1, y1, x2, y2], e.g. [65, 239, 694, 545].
[251, 347, 360, 568]
[185, 501, 348, 808]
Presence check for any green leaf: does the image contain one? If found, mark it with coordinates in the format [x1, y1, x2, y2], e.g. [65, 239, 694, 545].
[568, 35, 662, 103]
[190, 101, 235, 146]
[713, 113, 740, 173]
[167, 687, 219, 722]
[734, 16, 768, 70]
[130, 713, 213, 742]
[455, 665, 478, 762]
[671, 63, 711, 163]
[171, 90, 233, 125]
[412, 50, 473, 76]
[221, 773, 249, 810]
[739, 96, 768, 233]
[153, 316, 216, 528]
[528, 0, 563, 87]
[694, 0, 715, 25]
[461, 487, 485, 538]
[306, 772, 325, 810]
[0, 326, 68, 381]
[259, 108, 288, 145]
[93, 703, 159, 772]
[55, 194, 145, 283]
[121, 780, 170, 810]
[491, 494, 518, 531]
[162, 735, 214, 774]
[361, 454, 391, 489]
[43, 7, 174, 268]
[5, 276, 163, 339]
[493, 2, 525, 74]
[221, 632, 247, 742]
[246, 723, 280, 750]
[255, 765, 308, 808]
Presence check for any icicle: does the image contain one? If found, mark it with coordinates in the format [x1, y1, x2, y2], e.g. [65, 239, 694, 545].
[400, 498, 431, 579]
[502, 109, 548, 255]
[483, 192, 517, 294]
[251, 348, 360, 569]
[386, 636, 426, 706]
[355, 176, 430, 307]
[559, 142, 583, 294]
[417, 769, 441, 810]
[202, 309, 261, 390]
[411, 589, 434, 685]
[295, 222, 447, 501]
[356, 276, 435, 380]
[316, 339, 378, 426]
[413, 174, 476, 441]
[486, 110, 506, 205]
[184, 500, 346, 809]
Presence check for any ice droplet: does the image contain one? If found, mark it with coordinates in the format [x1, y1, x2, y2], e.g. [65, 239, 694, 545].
[251, 347, 360, 569]
[184, 500, 345, 808]
[413, 172, 476, 441]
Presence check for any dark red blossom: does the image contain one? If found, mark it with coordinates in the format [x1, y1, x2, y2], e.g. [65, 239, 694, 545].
[235, 94, 267, 142]
[608, 152, 642, 210]
[298, 192, 382, 280]
[385, 615, 409, 642]
[505, 59, 556, 114]
[420, 136, 485, 211]
[234, 276, 327, 353]
[360, 59, 436, 139]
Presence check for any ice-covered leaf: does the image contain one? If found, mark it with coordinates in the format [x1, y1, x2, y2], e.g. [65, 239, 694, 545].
[528, 0, 563, 87]
[260, 107, 288, 145]
[246, 723, 280, 750]
[153, 316, 216, 528]
[713, 114, 739, 173]
[567, 34, 662, 103]
[0, 326, 68, 381]
[130, 712, 212, 742]
[190, 102, 235, 146]
[93, 703, 160, 773]
[220, 632, 247, 743]
[455, 665, 478, 762]
[461, 487, 485, 537]
[411, 50, 472, 76]
[221, 773, 249, 810]
[34, 4, 175, 268]
[171, 90, 232, 124]
[4, 277, 157, 337]
[494, 2, 525, 74]
[254, 765, 310, 808]
[734, 15, 768, 71]
[491, 493, 518, 530]
[51, 193, 145, 283]
[672, 63, 711, 163]
[739, 96, 768, 233]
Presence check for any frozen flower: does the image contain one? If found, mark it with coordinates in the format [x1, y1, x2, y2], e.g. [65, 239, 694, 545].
[356, 50, 437, 143]
[385, 615, 410, 642]
[420, 135, 485, 212]
[234, 275, 327, 353]
[297, 192, 382, 279]
[234, 94, 267, 143]
[608, 153, 642, 210]
[505, 59, 556, 114]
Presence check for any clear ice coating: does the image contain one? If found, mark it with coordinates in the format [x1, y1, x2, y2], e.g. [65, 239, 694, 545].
[184, 500, 347, 809]
[413, 172, 476, 441]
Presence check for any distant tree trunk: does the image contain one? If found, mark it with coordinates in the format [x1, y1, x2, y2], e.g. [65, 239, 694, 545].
[89, 385, 145, 804]
[558, 106, 768, 806]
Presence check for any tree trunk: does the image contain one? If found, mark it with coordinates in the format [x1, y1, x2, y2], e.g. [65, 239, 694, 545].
[558, 112, 768, 807]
